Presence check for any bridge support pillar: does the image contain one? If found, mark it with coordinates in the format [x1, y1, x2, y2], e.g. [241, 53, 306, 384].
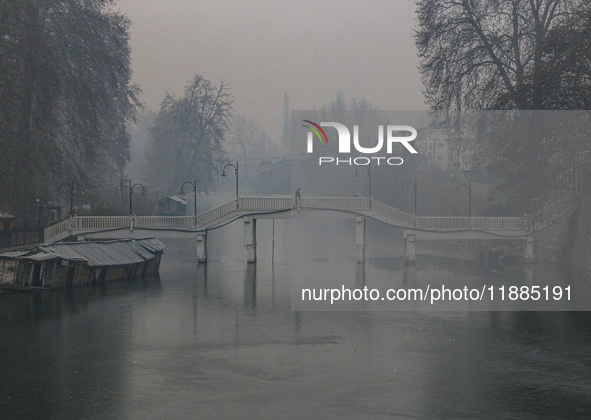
[355, 216, 366, 263]
[244, 217, 257, 263]
[402, 265, 416, 287]
[403, 232, 416, 266]
[196, 231, 207, 264]
[525, 265, 534, 285]
[524, 236, 534, 266]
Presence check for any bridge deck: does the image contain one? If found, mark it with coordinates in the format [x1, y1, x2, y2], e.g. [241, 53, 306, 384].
[42, 196, 563, 244]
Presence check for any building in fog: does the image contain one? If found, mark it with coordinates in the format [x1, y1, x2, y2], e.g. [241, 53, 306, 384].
[416, 130, 451, 170]
[0, 212, 14, 231]
[158, 195, 187, 216]
[416, 129, 477, 172]
[38, 202, 63, 225]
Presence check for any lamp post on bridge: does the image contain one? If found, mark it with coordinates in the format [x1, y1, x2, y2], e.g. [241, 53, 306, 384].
[355, 164, 372, 208]
[221, 162, 239, 198]
[129, 181, 146, 216]
[180, 180, 197, 216]
[401, 180, 418, 215]
[35, 198, 42, 226]
[58, 181, 75, 217]
[456, 181, 472, 217]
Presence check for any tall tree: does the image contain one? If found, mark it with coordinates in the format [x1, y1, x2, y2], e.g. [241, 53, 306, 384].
[146, 75, 233, 195]
[0, 0, 140, 221]
[536, 4, 591, 109]
[415, 0, 591, 202]
[415, 0, 582, 110]
[416, 0, 580, 109]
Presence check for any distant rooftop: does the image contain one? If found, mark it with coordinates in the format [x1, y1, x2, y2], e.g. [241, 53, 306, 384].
[159, 195, 187, 205]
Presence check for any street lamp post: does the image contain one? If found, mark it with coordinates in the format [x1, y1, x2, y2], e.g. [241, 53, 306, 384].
[129, 181, 146, 215]
[355, 164, 372, 207]
[221, 162, 239, 198]
[36, 198, 42, 226]
[181, 180, 197, 216]
[456, 181, 472, 217]
[401, 179, 418, 215]
[59, 181, 75, 217]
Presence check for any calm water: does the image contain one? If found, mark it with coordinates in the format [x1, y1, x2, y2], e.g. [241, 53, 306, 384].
[1, 217, 591, 419]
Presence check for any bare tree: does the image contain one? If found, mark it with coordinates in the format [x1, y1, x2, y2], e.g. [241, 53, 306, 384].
[415, 0, 581, 110]
[146, 75, 233, 195]
[416, 0, 591, 203]
[536, 4, 591, 109]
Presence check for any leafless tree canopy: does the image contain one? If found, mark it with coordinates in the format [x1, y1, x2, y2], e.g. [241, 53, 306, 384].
[415, 0, 589, 110]
[416, 0, 591, 204]
[146, 75, 233, 195]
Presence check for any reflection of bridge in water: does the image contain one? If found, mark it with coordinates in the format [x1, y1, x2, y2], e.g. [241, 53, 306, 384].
[44, 196, 575, 266]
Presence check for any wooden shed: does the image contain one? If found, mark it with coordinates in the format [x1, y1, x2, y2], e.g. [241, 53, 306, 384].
[157, 195, 187, 216]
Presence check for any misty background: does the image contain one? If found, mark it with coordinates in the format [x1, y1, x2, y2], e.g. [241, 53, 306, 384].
[120, 0, 426, 213]
[117, 0, 424, 139]
[2, 0, 590, 235]
[3, 3, 591, 417]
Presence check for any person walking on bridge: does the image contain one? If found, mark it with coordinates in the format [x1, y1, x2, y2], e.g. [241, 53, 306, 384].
[295, 187, 301, 211]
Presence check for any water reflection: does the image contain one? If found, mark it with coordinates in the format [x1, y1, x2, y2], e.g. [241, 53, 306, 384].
[0, 276, 161, 419]
[355, 263, 366, 288]
[402, 264, 416, 287]
[0, 229, 590, 418]
[244, 265, 256, 308]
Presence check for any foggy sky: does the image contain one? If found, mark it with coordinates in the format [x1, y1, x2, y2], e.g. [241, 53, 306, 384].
[116, 0, 425, 140]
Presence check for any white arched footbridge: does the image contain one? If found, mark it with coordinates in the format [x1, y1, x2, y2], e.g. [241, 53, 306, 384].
[43, 196, 575, 265]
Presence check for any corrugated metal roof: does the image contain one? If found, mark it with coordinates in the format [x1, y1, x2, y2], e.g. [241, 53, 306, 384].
[160, 195, 187, 205]
[37, 244, 87, 263]
[135, 238, 166, 253]
[0, 250, 30, 258]
[25, 252, 61, 262]
[0, 238, 165, 267]
[38, 238, 164, 267]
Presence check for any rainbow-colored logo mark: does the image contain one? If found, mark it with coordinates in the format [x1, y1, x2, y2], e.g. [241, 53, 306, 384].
[302, 120, 329, 149]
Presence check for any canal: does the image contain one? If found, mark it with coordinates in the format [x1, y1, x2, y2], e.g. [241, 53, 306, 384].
[1, 216, 590, 418]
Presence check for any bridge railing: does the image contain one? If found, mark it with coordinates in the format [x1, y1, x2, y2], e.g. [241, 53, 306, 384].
[195, 200, 238, 227]
[44, 218, 73, 242]
[75, 216, 130, 230]
[370, 199, 415, 227]
[239, 197, 293, 210]
[302, 197, 371, 210]
[415, 216, 525, 231]
[132, 216, 194, 230]
[43, 196, 537, 244]
[44, 215, 197, 242]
